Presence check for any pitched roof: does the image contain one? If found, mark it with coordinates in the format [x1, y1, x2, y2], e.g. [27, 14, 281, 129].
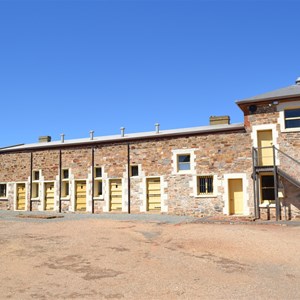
[236, 81, 300, 105]
[0, 123, 244, 153]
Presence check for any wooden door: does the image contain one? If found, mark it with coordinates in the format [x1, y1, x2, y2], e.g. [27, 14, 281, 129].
[110, 179, 122, 210]
[147, 178, 161, 211]
[75, 181, 86, 211]
[45, 182, 55, 211]
[257, 130, 273, 166]
[17, 183, 26, 210]
[229, 179, 243, 215]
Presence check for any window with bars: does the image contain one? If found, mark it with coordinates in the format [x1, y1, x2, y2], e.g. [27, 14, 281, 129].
[284, 108, 300, 129]
[198, 176, 214, 195]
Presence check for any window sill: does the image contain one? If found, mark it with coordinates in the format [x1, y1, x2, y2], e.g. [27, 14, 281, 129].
[281, 127, 300, 133]
[93, 196, 104, 201]
[61, 196, 70, 200]
[195, 194, 217, 198]
[259, 202, 275, 208]
[175, 170, 194, 175]
[0, 198, 8, 201]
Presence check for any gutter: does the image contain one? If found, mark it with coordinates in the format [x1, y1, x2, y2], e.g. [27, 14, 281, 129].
[0, 124, 245, 154]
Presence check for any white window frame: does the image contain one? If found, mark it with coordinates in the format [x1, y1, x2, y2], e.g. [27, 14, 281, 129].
[31, 182, 40, 199]
[94, 179, 103, 199]
[278, 101, 300, 132]
[194, 175, 217, 198]
[223, 173, 250, 216]
[172, 149, 196, 175]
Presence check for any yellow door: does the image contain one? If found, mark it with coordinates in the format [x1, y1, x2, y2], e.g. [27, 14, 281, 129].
[229, 179, 243, 215]
[110, 179, 122, 210]
[17, 183, 26, 210]
[147, 178, 161, 211]
[257, 130, 273, 166]
[45, 183, 55, 211]
[75, 181, 86, 211]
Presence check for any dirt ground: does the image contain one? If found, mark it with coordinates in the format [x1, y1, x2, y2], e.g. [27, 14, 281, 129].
[0, 216, 299, 299]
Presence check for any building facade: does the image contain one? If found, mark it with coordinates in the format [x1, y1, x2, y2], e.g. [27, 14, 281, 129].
[1, 79, 300, 219]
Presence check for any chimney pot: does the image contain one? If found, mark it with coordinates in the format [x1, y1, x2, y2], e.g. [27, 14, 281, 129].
[60, 133, 65, 143]
[120, 127, 125, 137]
[90, 130, 94, 140]
[155, 123, 160, 134]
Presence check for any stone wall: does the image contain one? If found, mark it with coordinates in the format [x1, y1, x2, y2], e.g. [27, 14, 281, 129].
[0, 129, 254, 216]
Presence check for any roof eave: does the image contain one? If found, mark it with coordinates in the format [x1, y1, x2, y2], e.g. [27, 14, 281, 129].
[236, 93, 300, 106]
[0, 124, 245, 153]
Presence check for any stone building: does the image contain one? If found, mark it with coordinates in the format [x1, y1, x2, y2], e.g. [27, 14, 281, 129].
[1, 78, 300, 220]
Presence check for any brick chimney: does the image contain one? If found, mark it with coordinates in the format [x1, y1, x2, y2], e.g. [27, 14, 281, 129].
[209, 116, 230, 126]
[38, 136, 51, 143]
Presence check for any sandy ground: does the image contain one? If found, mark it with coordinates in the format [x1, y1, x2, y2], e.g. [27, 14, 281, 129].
[0, 216, 299, 299]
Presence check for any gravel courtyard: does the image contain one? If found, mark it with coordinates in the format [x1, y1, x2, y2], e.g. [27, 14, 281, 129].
[0, 212, 299, 299]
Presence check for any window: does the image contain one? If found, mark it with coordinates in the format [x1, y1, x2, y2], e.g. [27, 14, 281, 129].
[94, 180, 103, 197]
[172, 149, 195, 175]
[95, 167, 102, 178]
[178, 154, 190, 171]
[33, 171, 39, 181]
[0, 184, 7, 198]
[32, 183, 39, 198]
[198, 176, 214, 195]
[261, 175, 275, 204]
[63, 169, 69, 179]
[284, 108, 300, 129]
[62, 181, 70, 197]
[131, 165, 139, 177]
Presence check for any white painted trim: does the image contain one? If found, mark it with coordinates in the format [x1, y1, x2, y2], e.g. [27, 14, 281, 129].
[223, 173, 249, 216]
[142, 176, 167, 212]
[192, 174, 218, 198]
[277, 100, 300, 132]
[105, 178, 124, 212]
[172, 149, 197, 175]
[43, 181, 56, 211]
[251, 124, 279, 165]
[72, 179, 87, 212]
[14, 182, 28, 211]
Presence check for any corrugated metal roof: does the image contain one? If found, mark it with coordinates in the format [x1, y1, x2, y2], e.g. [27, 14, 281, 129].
[0, 123, 244, 152]
[236, 83, 300, 104]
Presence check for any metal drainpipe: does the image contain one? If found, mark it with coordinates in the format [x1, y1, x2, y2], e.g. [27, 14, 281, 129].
[29, 152, 33, 211]
[127, 143, 131, 214]
[273, 146, 280, 221]
[252, 148, 257, 219]
[59, 150, 62, 213]
[91, 148, 95, 214]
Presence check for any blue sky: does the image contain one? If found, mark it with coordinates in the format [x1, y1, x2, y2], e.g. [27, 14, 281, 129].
[0, 0, 299, 147]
